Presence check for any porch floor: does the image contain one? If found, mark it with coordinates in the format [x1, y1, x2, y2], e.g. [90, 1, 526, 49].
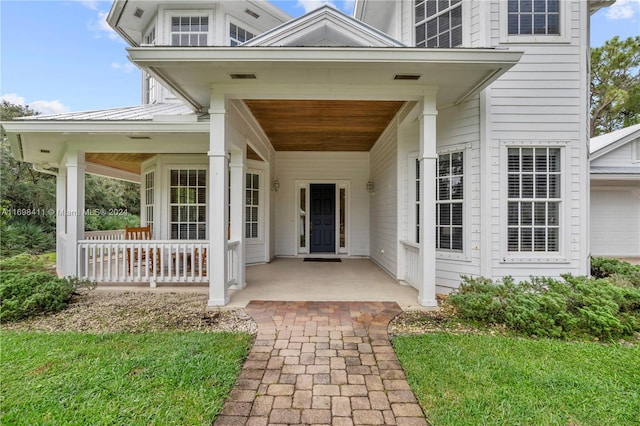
[95, 258, 422, 309]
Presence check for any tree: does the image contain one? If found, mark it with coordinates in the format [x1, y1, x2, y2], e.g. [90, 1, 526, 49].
[590, 36, 640, 137]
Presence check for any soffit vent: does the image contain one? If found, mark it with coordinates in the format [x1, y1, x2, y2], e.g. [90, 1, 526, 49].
[393, 74, 421, 81]
[245, 9, 260, 19]
[230, 73, 257, 80]
[133, 8, 144, 18]
[129, 136, 151, 140]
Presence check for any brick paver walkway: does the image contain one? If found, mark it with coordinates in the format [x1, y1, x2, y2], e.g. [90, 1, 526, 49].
[214, 301, 429, 426]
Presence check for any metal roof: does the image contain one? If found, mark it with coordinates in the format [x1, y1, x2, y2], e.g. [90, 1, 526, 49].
[16, 103, 205, 121]
[590, 123, 640, 155]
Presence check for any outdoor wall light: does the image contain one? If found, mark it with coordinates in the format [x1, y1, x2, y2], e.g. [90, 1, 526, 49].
[273, 180, 280, 192]
[367, 180, 375, 193]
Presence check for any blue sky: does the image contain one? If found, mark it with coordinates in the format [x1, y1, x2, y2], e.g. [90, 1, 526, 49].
[1, 0, 639, 115]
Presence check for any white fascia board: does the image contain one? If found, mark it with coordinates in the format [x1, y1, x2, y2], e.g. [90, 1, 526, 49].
[0, 121, 209, 134]
[591, 174, 640, 181]
[129, 46, 523, 65]
[86, 162, 141, 183]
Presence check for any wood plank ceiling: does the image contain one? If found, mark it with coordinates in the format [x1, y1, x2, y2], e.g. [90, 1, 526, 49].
[85, 153, 154, 174]
[244, 100, 405, 151]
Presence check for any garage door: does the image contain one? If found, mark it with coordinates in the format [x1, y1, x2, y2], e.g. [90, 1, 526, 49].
[591, 189, 640, 257]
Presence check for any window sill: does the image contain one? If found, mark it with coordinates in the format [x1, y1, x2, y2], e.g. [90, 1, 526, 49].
[500, 255, 569, 264]
[436, 251, 471, 262]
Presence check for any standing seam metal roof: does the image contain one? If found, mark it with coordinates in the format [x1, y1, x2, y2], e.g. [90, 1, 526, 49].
[15, 103, 204, 121]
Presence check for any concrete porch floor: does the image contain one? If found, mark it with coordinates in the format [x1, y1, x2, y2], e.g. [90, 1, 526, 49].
[95, 258, 423, 310]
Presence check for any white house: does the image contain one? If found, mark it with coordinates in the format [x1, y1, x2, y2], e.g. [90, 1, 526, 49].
[2, 0, 614, 307]
[590, 124, 640, 258]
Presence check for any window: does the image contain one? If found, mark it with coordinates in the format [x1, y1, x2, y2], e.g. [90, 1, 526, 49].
[339, 188, 346, 249]
[144, 28, 157, 103]
[230, 23, 255, 46]
[170, 169, 206, 239]
[299, 187, 307, 250]
[507, 0, 559, 35]
[436, 151, 464, 251]
[171, 16, 208, 46]
[245, 172, 260, 239]
[144, 171, 155, 233]
[415, 0, 462, 48]
[507, 147, 561, 252]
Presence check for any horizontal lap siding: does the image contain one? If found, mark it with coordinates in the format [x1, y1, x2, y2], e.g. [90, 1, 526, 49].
[370, 122, 398, 276]
[275, 152, 370, 256]
[436, 98, 482, 290]
[486, 0, 588, 281]
[592, 144, 635, 167]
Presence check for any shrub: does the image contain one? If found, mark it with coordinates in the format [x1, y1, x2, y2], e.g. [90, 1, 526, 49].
[0, 222, 54, 257]
[0, 254, 95, 322]
[449, 274, 640, 340]
[591, 257, 640, 288]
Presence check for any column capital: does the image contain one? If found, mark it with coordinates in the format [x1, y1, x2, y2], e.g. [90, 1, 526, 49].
[207, 151, 229, 158]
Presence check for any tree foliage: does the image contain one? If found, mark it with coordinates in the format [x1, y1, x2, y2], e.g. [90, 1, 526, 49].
[1, 101, 141, 255]
[590, 36, 640, 137]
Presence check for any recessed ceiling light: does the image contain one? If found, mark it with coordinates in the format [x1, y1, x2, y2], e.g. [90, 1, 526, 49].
[394, 74, 421, 80]
[230, 73, 257, 79]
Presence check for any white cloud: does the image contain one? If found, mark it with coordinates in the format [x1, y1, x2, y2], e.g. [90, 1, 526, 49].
[78, 0, 101, 11]
[88, 10, 119, 40]
[297, 0, 337, 13]
[1, 93, 70, 115]
[1, 93, 26, 106]
[604, 0, 640, 20]
[111, 62, 137, 73]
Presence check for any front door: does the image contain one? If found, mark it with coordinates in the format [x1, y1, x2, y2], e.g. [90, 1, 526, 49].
[310, 184, 335, 253]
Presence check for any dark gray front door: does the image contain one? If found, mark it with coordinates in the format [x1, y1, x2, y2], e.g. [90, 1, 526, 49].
[310, 184, 335, 253]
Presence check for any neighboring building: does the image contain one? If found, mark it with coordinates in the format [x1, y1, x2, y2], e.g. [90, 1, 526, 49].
[2, 0, 615, 306]
[590, 124, 640, 259]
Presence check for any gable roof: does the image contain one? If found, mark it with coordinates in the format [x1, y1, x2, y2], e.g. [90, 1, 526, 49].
[243, 5, 405, 48]
[590, 123, 640, 160]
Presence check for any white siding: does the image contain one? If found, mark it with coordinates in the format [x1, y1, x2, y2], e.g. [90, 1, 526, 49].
[483, 0, 590, 282]
[275, 152, 370, 256]
[591, 188, 640, 257]
[435, 97, 482, 290]
[370, 121, 398, 275]
[592, 141, 637, 167]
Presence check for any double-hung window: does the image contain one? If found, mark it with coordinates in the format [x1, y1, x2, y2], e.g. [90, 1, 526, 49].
[507, 0, 560, 35]
[436, 151, 464, 251]
[171, 16, 208, 46]
[415, 0, 462, 48]
[144, 171, 155, 233]
[170, 169, 207, 240]
[507, 147, 561, 252]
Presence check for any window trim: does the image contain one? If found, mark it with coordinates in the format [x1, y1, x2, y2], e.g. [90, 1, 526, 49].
[436, 144, 471, 261]
[499, 0, 571, 44]
[499, 140, 569, 264]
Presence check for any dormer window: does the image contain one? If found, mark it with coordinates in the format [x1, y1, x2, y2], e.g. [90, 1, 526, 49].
[507, 0, 559, 35]
[230, 23, 256, 46]
[415, 0, 462, 48]
[171, 16, 209, 46]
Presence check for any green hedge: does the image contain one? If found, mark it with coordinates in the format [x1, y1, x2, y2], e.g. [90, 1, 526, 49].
[0, 254, 95, 322]
[449, 274, 640, 340]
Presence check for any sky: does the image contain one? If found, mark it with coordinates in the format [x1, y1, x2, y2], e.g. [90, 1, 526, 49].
[1, 0, 639, 115]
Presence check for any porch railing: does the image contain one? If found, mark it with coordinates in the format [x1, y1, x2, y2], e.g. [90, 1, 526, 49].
[400, 240, 420, 288]
[77, 240, 240, 286]
[84, 230, 125, 240]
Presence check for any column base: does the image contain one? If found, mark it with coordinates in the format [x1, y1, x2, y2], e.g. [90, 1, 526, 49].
[208, 297, 230, 307]
[418, 297, 438, 307]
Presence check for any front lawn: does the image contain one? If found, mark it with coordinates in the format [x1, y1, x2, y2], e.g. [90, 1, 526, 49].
[394, 333, 640, 426]
[1, 331, 252, 426]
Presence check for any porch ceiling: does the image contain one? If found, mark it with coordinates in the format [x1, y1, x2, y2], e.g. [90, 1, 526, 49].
[86, 153, 154, 174]
[244, 100, 404, 151]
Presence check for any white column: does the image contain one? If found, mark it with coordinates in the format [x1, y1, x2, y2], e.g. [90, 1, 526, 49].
[55, 164, 67, 277]
[418, 94, 438, 307]
[229, 148, 246, 289]
[64, 151, 85, 278]
[208, 93, 230, 306]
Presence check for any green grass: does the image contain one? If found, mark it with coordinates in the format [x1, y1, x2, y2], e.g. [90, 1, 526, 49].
[394, 333, 640, 426]
[1, 331, 252, 426]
